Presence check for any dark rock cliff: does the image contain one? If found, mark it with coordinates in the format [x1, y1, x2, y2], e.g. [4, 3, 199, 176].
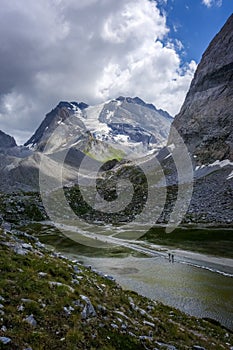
[170, 14, 233, 164]
[0, 130, 17, 148]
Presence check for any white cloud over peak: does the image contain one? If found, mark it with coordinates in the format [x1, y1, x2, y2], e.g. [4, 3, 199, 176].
[0, 0, 196, 144]
[202, 0, 222, 7]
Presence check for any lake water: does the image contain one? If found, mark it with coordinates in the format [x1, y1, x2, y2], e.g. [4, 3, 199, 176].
[27, 222, 233, 331]
[74, 254, 233, 331]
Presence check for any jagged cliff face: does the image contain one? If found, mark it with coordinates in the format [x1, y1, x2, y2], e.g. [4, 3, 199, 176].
[171, 14, 233, 165]
[24, 101, 88, 151]
[24, 97, 172, 156]
[0, 130, 17, 148]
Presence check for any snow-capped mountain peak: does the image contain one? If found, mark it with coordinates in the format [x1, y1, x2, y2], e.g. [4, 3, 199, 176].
[25, 96, 172, 157]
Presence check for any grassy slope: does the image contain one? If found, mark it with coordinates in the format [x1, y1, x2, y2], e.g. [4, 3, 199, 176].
[1, 190, 232, 258]
[141, 226, 233, 258]
[0, 229, 232, 350]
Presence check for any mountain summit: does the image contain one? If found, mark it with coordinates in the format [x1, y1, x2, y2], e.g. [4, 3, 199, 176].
[25, 97, 172, 157]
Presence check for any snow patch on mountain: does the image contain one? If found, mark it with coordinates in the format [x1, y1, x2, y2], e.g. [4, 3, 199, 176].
[195, 159, 233, 171]
[70, 97, 173, 157]
[23, 96, 172, 159]
[227, 170, 233, 180]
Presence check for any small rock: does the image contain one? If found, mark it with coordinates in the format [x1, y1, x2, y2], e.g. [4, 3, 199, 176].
[49, 281, 74, 293]
[80, 295, 96, 319]
[97, 305, 107, 315]
[0, 337, 11, 344]
[25, 314, 37, 327]
[75, 276, 83, 280]
[17, 304, 25, 311]
[128, 332, 136, 337]
[63, 306, 74, 316]
[38, 272, 47, 277]
[143, 320, 155, 327]
[139, 335, 152, 341]
[156, 342, 178, 350]
[73, 265, 81, 273]
[111, 323, 118, 329]
[1, 325, 7, 332]
[84, 265, 92, 270]
[35, 241, 45, 249]
[72, 300, 83, 307]
[14, 245, 28, 255]
[2, 222, 11, 231]
[104, 274, 115, 281]
[21, 298, 33, 303]
[71, 279, 79, 285]
[22, 243, 33, 250]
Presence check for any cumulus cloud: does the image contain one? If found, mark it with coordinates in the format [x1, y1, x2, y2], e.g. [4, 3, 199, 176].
[202, 0, 222, 8]
[0, 0, 196, 144]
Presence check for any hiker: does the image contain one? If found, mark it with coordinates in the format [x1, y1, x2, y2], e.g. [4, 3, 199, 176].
[168, 252, 171, 262]
[171, 254, 174, 263]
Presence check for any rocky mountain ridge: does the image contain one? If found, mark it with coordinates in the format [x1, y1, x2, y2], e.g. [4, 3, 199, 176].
[24, 96, 172, 157]
[0, 96, 172, 194]
[164, 14, 233, 226]
[0, 15, 232, 227]
[0, 130, 17, 149]
[170, 14, 233, 165]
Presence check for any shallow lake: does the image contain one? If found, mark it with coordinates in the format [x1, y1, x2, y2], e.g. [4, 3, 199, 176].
[72, 254, 233, 331]
[21, 222, 233, 331]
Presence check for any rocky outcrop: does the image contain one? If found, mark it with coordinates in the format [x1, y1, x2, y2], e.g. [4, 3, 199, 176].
[24, 101, 88, 151]
[24, 97, 172, 155]
[0, 130, 17, 148]
[170, 14, 233, 165]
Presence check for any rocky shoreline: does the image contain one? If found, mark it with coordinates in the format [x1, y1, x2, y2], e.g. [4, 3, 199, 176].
[0, 227, 233, 349]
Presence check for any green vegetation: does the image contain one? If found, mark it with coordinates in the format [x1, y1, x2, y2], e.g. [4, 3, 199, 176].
[0, 192, 47, 223]
[0, 229, 232, 349]
[141, 226, 233, 258]
[17, 222, 146, 258]
[84, 135, 125, 162]
[1, 188, 232, 259]
[63, 163, 148, 224]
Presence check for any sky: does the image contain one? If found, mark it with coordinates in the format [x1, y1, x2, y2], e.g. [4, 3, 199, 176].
[0, 0, 232, 145]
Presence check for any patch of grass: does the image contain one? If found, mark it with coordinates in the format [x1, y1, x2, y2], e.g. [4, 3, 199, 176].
[17, 223, 145, 258]
[141, 226, 233, 257]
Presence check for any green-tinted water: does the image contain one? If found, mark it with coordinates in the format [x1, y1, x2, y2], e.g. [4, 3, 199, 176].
[73, 255, 233, 331]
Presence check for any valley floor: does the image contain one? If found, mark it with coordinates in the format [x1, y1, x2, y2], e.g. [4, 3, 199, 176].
[0, 228, 233, 349]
